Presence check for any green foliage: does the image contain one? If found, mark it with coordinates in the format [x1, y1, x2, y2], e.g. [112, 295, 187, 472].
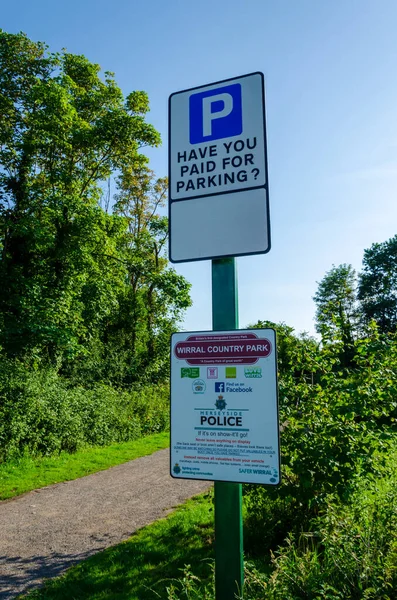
[160, 563, 272, 600]
[245, 324, 397, 551]
[0, 359, 169, 460]
[0, 30, 191, 384]
[313, 264, 357, 337]
[358, 234, 397, 334]
[96, 163, 192, 385]
[259, 465, 397, 599]
[313, 264, 358, 366]
[163, 566, 214, 600]
[0, 30, 161, 361]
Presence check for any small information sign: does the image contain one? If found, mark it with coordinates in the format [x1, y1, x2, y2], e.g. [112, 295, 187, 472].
[170, 329, 280, 485]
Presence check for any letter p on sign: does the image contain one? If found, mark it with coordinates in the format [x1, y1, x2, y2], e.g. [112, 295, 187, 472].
[189, 83, 242, 144]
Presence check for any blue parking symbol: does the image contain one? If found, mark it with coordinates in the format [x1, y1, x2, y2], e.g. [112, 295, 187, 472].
[189, 84, 242, 144]
[215, 382, 225, 393]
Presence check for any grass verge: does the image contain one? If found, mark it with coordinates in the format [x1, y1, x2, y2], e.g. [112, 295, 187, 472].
[0, 431, 169, 501]
[22, 493, 214, 600]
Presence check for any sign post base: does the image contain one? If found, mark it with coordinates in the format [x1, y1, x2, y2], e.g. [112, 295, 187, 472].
[214, 481, 243, 599]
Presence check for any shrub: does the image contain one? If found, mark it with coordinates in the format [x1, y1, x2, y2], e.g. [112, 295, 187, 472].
[262, 469, 397, 599]
[0, 359, 169, 461]
[244, 330, 397, 552]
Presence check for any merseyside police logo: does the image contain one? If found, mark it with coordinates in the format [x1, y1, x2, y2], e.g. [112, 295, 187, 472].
[215, 395, 227, 411]
[173, 463, 181, 474]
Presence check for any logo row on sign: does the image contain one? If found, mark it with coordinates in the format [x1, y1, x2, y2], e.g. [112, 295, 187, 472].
[181, 366, 262, 379]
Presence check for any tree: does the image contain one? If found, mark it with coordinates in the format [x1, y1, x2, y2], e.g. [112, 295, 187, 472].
[63, 163, 192, 385]
[358, 235, 397, 334]
[250, 319, 319, 383]
[0, 30, 160, 360]
[110, 164, 191, 382]
[313, 264, 358, 365]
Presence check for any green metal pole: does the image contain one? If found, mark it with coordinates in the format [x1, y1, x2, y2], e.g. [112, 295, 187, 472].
[212, 257, 244, 600]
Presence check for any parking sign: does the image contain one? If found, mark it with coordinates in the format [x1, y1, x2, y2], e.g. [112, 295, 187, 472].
[169, 72, 270, 262]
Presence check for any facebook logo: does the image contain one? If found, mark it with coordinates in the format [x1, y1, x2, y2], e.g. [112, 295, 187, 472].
[189, 84, 242, 144]
[215, 382, 225, 393]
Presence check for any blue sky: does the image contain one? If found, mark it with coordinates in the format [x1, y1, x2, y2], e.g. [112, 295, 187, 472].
[3, 0, 397, 335]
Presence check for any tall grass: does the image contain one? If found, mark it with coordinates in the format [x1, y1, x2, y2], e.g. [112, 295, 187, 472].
[158, 463, 397, 599]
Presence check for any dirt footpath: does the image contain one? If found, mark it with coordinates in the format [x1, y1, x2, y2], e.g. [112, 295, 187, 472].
[0, 449, 211, 599]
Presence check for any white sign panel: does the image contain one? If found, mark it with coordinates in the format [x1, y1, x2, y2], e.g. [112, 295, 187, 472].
[170, 329, 280, 485]
[169, 72, 270, 263]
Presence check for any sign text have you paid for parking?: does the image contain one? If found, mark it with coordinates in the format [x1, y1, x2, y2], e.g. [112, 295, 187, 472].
[169, 72, 270, 262]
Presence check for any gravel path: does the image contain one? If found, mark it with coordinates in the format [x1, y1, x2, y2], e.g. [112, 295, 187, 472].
[0, 449, 211, 599]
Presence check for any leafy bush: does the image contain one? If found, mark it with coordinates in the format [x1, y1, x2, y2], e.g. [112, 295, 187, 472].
[261, 467, 397, 599]
[0, 359, 169, 460]
[244, 327, 397, 552]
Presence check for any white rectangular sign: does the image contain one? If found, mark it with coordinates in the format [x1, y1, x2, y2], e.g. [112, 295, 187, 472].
[169, 72, 270, 263]
[170, 329, 280, 485]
